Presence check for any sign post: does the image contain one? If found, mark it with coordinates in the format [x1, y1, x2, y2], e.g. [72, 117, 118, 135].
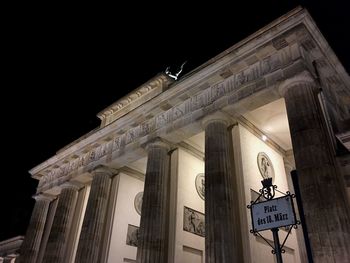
[247, 178, 299, 263]
[272, 228, 283, 263]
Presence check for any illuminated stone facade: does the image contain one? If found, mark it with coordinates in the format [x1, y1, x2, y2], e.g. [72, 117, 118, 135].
[16, 7, 350, 263]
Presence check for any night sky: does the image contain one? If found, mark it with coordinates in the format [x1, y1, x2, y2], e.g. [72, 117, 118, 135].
[1, 0, 349, 241]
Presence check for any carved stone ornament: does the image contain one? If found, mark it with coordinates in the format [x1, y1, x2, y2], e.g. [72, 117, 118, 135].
[183, 206, 205, 237]
[257, 152, 275, 181]
[134, 191, 143, 215]
[126, 224, 139, 247]
[195, 173, 205, 200]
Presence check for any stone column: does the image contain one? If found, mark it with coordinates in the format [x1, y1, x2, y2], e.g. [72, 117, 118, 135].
[42, 182, 81, 263]
[280, 72, 350, 262]
[75, 165, 117, 263]
[19, 194, 52, 263]
[137, 139, 170, 263]
[202, 112, 238, 263]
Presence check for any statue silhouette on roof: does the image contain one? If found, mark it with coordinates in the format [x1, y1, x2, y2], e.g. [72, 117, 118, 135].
[165, 61, 187, 80]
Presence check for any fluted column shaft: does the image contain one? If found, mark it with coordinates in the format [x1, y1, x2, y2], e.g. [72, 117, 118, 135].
[204, 114, 238, 263]
[19, 195, 52, 263]
[283, 78, 350, 262]
[43, 183, 80, 263]
[137, 140, 170, 263]
[75, 166, 117, 263]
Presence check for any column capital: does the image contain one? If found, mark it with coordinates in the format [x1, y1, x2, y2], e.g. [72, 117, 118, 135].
[278, 70, 316, 97]
[33, 193, 56, 202]
[144, 137, 171, 152]
[60, 181, 84, 191]
[201, 111, 235, 128]
[90, 164, 118, 178]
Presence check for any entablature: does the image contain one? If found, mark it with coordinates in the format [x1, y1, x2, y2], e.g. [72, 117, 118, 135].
[30, 7, 350, 194]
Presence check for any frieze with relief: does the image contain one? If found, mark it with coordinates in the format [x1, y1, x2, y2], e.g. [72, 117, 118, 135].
[39, 46, 300, 192]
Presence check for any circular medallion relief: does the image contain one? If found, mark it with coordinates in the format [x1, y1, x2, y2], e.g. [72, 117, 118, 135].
[257, 152, 275, 181]
[195, 173, 205, 200]
[134, 191, 143, 215]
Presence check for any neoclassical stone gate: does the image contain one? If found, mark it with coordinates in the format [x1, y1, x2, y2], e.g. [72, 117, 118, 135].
[20, 7, 350, 263]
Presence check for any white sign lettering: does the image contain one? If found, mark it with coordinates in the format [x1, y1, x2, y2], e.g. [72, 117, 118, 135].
[251, 195, 296, 232]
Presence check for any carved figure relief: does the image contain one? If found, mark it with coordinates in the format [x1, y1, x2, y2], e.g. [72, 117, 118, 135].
[257, 152, 275, 181]
[183, 206, 205, 237]
[134, 191, 143, 215]
[236, 71, 247, 86]
[195, 173, 205, 200]
[156, 112, 168, 129]
[126, 224, 139, 247]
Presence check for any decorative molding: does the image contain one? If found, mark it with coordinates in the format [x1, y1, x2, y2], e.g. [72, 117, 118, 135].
[97, 74, 173, 125]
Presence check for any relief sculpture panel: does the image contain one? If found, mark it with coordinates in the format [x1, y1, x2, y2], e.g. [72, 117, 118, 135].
[183, 207, 205, 237]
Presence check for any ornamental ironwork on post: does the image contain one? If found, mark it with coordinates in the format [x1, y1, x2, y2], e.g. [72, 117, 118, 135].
[247, 178, 300, 263]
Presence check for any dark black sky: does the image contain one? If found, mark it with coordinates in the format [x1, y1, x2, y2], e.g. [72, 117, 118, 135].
[1, 0, 349, 240]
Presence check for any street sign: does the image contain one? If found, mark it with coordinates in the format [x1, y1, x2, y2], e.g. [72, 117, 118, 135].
[250, 195, 296, 232]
